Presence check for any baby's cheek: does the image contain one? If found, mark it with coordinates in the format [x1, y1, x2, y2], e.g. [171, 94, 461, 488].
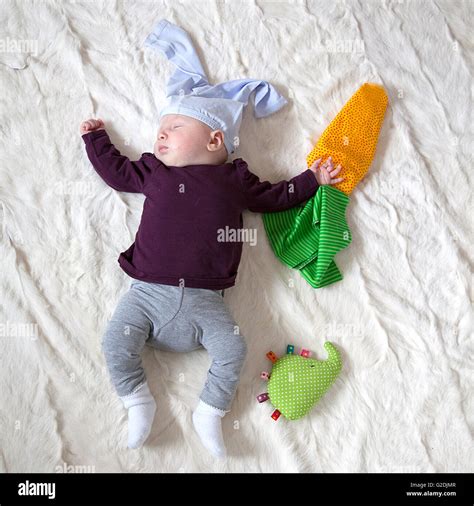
[188, 134, 206, 152]
[179, 137, 194, 153]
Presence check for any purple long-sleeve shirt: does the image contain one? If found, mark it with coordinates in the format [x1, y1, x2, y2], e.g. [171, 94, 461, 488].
[82, 129, 319, 289]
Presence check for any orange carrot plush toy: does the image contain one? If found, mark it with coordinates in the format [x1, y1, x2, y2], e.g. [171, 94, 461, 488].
[263, 83, 389, 288]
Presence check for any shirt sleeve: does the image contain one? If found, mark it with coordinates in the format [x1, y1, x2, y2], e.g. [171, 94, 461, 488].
[82, 129, 155, 193]
[234, 158, 320, 213]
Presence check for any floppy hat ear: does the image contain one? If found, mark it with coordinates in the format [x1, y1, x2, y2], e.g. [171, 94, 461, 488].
[144, 18, 209, 97]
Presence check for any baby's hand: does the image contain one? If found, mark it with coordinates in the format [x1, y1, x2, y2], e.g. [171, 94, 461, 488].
[80, 118, 105, 135]
[309, 156, 344, 186]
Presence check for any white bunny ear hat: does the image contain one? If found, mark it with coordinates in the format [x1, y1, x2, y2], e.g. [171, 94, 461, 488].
[144, 18, 288, 155]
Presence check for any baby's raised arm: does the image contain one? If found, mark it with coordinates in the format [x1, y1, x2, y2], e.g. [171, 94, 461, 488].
[80, 118, 155, 194]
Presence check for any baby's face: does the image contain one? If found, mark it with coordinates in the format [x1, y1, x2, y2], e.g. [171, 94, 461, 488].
[154, 114, 227, 166]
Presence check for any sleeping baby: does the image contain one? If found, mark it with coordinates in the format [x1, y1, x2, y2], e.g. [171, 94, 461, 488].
[80, 19, 343, 458]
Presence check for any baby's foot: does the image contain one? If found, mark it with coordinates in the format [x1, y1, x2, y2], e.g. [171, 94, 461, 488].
[120, 382, 156, 449]
[192, 400, 227, 459]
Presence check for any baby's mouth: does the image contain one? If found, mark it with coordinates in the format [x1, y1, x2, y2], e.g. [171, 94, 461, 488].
[158, 146, 169, 153]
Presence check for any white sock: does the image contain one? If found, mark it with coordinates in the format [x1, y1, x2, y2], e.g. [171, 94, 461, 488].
[192, 400, 227, 459]
[120, 382, 156, 449]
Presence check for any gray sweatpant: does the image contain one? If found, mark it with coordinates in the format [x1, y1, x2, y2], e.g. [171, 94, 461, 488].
[101, 280, 247, 412]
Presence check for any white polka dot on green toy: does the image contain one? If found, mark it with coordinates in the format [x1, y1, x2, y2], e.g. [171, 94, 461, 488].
[267, 342, 342, 420]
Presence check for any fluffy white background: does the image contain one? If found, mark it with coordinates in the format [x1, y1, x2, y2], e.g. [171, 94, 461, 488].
[0, 0, 472, 473]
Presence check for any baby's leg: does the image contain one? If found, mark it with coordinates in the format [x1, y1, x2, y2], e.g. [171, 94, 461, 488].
[101, 284, 156, 449]
[182, 289, 248, 458]
[199, 319, 247, 413]
[102, 286, 153, 397]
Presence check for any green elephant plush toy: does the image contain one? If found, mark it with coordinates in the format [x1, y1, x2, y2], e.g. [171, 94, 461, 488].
[257, 342, 342, 420]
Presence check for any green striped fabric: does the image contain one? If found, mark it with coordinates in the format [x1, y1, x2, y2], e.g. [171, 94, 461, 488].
[262, 185, 352, 288]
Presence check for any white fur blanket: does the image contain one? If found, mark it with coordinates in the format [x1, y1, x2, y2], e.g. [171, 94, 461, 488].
[0, 0, 472, 473]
